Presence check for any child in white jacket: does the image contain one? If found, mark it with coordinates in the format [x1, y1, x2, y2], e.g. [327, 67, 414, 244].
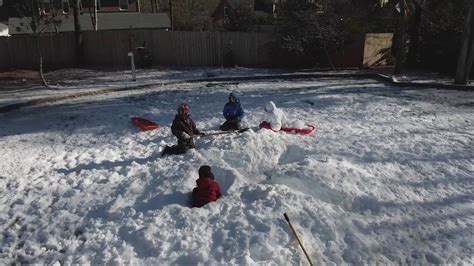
[264, 101, 288, 131]
[264, 101, 306, 131]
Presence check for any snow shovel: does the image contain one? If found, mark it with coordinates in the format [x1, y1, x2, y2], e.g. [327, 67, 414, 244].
[284, 213, 313, 266]
[202, 127, 250, 137]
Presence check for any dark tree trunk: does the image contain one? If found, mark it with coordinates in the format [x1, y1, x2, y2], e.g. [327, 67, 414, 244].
[465, 36, 474, 82]
[464, 3, 474, 83]
[455, 0, 474, 84]
[73, 0, 84, 66]
[407, 1, 422, 69]
[153, 0, 158, 13]
[394, 0, 406, 74]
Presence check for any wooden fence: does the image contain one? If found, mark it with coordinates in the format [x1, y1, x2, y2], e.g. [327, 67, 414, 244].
[0, 30, 392, 70]
[0, 30, 274, 70]
[0, 32, 77, 70]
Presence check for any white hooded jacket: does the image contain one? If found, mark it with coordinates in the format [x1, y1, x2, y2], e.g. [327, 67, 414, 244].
[264, 101, 288, 131]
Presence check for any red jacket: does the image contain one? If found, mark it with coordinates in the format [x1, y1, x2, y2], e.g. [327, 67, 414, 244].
[192, 176, 221, 207]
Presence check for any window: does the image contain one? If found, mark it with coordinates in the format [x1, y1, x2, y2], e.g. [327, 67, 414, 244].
[81, 0, 90, 8]
[254, 0, 272, 13]
[62, 0, 70, 13]
[43, 0, 51, 14]
[41, 0, 69, 13]
[272, 3, 279, 16]
[100, 0, 116, 7]
[315, 2, 326, 14]
[81, 0, 101, 10]
[224, 6, 228, 17]
[119, 0, 128, 10]
[52, 0, 62, 9]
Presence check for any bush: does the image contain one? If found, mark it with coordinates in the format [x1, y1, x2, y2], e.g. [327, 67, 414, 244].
[418, 0, 468, 73]
[271, 0, 349, 68]
[223, 5, 256, 32]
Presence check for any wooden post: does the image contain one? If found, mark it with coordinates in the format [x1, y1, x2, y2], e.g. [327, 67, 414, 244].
[220, 32, 224, 73]
[128, 32, 136, 81]
[129, 51, 136, 81]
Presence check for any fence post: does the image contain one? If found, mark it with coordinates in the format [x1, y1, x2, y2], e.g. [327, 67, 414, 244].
[128, 32, 136, 81]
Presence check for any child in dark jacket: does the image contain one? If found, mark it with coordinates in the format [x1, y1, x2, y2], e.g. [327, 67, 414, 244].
[220, 93, 245, 131]
[162, 102, 205, 156]
[192, 165, 222, 208]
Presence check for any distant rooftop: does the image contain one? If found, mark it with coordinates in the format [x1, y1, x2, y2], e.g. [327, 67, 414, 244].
[0, 0, 19, 21]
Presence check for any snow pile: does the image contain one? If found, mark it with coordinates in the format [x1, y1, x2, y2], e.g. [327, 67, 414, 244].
[0, 78, 473, 264]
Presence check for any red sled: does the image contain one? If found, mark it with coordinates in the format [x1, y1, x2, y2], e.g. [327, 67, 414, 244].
[259, 121, 315, 135]
[131, 117, 160, 132]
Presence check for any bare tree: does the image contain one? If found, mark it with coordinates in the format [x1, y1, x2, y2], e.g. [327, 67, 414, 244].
[92, 0, 98, 31]
[223, 5, 256, 32]
[173, 0, 210, 31]
[455, 0, 474, 85]
[83, 0, 98, 30]
[14, 0, 63, 87]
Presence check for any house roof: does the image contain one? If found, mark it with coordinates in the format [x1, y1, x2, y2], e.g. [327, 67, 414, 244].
[0, 0, 18, 22]
[211, 0, 231, 19]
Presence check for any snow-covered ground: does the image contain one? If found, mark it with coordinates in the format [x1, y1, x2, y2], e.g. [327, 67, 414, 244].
[0, 67, 282, 106]
[0, 77, 473, 264]
[393, 74, 473, 85]
[2, 67, 470, 108]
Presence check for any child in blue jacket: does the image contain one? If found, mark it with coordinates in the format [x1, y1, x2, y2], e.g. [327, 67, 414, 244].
[220, 93, 245, 131]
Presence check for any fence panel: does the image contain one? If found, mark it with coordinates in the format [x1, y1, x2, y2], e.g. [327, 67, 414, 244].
[0, 30, 387, 70]
[0, 37, 11, 69]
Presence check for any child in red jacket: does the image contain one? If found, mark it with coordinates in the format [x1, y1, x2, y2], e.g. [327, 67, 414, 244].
[192, 165, 222, 208]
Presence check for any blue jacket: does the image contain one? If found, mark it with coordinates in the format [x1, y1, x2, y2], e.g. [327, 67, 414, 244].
[223, 97, 244, 121]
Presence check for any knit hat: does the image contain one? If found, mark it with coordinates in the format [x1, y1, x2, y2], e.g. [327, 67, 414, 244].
[265, 101, 276, 112]
[177, 102, 190, 115]
[198, 165, 212, 178]
[199, 165, 212, 177]
[229, 92, 240, 103]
